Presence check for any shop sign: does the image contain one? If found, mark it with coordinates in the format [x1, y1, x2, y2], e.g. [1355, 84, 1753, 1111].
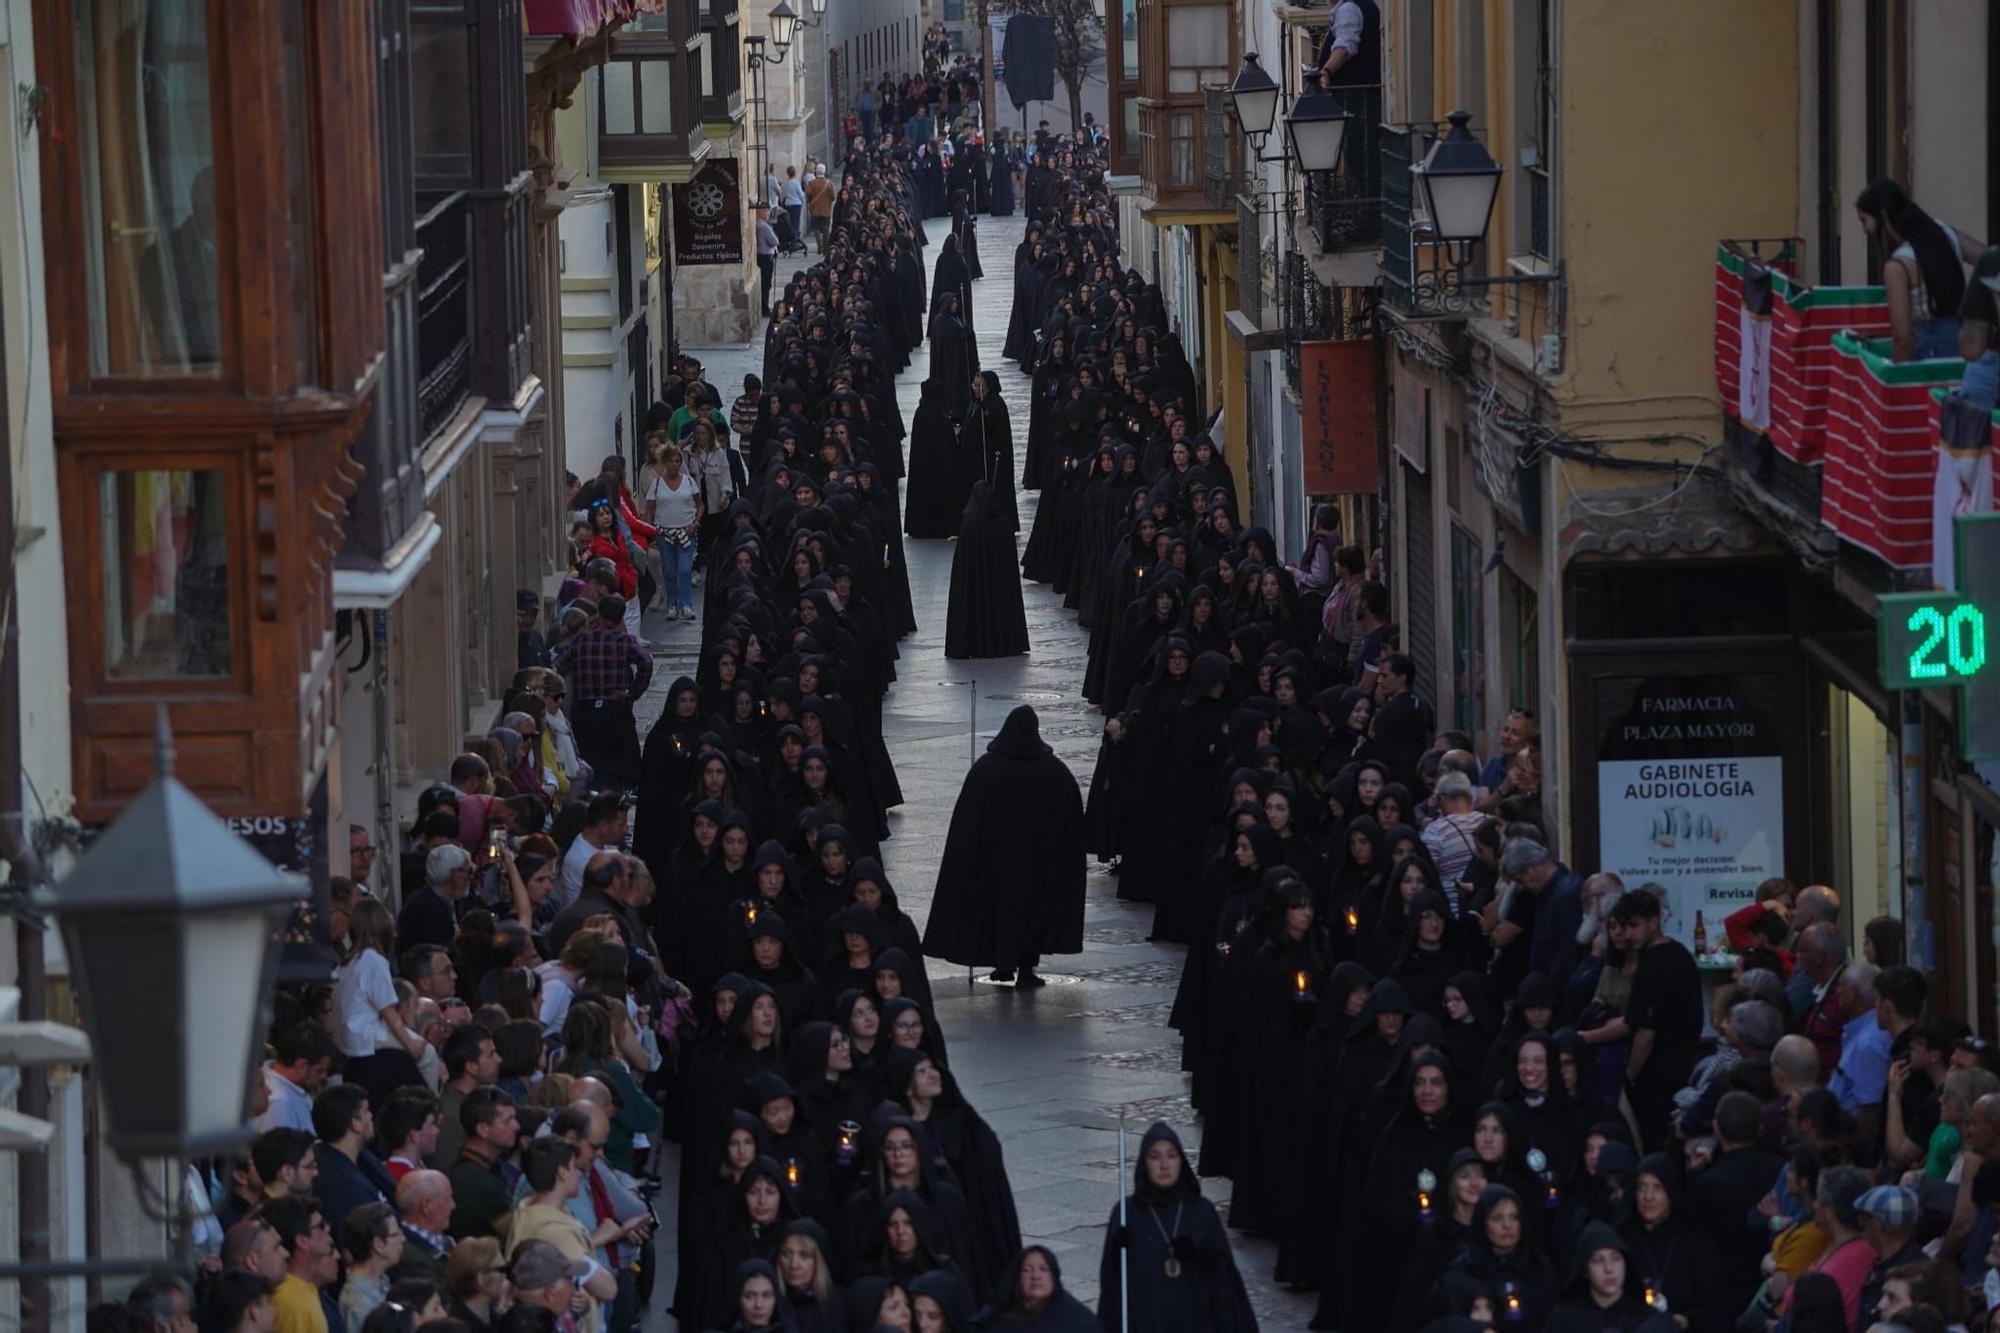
[671, 159, 744, 266]
[1299, 338, 1379, 495]
[1594, 677, 1786, 946]
[225, 774, 334, 981]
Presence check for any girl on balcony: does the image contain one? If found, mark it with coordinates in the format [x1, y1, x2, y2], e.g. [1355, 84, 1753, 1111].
[1856, 177, 1984, 362]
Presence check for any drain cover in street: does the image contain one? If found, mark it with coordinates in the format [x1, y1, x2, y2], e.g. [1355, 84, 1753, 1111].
[970, 971, 1080, 987]
[986, 691, 1067, 702]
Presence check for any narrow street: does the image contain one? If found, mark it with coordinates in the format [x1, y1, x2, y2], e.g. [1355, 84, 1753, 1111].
[638, 211, 1315, 1327]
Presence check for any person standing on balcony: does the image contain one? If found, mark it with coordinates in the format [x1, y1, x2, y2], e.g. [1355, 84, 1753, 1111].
[1304, 0, 1379, 93]
[1856, 178, 1982, 363]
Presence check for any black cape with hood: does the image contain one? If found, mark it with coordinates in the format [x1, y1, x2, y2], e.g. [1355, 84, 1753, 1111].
[1545, 1220, 1678, 1333]
[1096, 1122, 1256, 1333]
[979, 1245, 1097, 1331]
[922, 707, 1086, 970]
[944, 481, 1029, 660]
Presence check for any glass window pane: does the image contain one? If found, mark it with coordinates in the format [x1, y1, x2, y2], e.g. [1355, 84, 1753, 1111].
[1123, 95, 1140, 149]
[604, 62, 636, 135]
[75, 0, 220, 377]
[100, 468, 231, 679]
[409, 24, 471, 172]
[1167, 5, 1227, 65]
[1122, 0, 1139, 78]
[641, 59, 672, 133]
[282, 5, 320, 387]
[701, 40, 715, 98]
[1169, 113, 1196, 184]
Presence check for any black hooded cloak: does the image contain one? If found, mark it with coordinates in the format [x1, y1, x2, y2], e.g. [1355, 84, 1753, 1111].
[922, 707, 1086, 971]
[944, 482, 1029, 660]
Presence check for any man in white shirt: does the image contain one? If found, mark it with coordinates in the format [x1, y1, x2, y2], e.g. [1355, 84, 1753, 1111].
[559, 792, 629, 911]
[253, 1023, 339, 1134]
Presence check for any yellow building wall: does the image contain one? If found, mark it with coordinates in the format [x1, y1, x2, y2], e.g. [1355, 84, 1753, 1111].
[1552, 0, 1798, 458]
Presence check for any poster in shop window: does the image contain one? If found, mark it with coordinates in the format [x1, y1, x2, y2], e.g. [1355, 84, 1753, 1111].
[1594, 675, 1786, 948]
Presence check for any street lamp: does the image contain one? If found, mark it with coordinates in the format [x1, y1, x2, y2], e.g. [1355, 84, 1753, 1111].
[769, 1, 800, 57]
[1226, 53, 1281, 143]
[1284, 84, 1350, 175]
[1409, 109, 1503, 262]
[48, 715, 298, 1161]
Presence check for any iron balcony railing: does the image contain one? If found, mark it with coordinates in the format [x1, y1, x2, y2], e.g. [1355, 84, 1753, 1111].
[1302, 84, 1383, 251]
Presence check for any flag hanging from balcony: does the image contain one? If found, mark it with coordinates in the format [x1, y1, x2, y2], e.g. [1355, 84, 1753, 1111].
[1736, 260, 1775, 432]
[1002, 15, 1056, 110]
[1934, 391, 1995, 592]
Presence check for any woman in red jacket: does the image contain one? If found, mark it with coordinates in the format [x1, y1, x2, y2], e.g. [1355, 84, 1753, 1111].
[584, 499, 639, 602]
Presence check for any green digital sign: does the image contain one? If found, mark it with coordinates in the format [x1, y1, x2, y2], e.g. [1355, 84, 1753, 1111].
[1878, 513, 2000, 759]
[1880, 596, 1989, 689]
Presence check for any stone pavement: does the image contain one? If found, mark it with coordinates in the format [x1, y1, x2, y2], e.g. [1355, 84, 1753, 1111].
[644, 212, 1315, 1328]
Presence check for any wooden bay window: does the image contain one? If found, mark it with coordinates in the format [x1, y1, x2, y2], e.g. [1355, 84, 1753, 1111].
[36, 0, 385, 820]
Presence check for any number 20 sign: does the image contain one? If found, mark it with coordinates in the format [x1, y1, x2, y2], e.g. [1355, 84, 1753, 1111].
[1878, 513, 2000, 759]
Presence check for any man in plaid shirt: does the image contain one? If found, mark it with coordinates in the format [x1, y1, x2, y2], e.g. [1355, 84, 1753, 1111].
[553, 596, 651, 791]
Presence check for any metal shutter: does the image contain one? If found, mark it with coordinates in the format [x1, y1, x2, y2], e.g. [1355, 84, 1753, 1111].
[1404, 462, 1438, 705]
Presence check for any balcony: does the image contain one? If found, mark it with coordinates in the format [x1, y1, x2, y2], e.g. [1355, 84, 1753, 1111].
[1203, 85, 1251, 210]
[1712, 237, 1888, 523]
[415, 193, 473, 443]
[598, 7, 709, 182]
[1301, 86, 1382, 252]
[1820, 334, 1975, 571]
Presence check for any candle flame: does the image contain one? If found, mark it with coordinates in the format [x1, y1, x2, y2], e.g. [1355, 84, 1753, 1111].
[1295, 970, 1309, 993]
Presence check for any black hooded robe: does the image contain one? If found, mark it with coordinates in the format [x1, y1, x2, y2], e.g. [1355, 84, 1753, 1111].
[944, 482, 1029, 660]
[921, 706, 1086, 972]
[1097, 1123, 1257, 1333]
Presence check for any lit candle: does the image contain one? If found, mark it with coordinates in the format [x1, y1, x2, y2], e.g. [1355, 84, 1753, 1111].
[1294, 970, 1311, 1002]
[786, 1159, 801, 1186]
[1416, 1190, 1432, 1220]
[745, 904, 759, 924]
[1344, 905, 1359, 933]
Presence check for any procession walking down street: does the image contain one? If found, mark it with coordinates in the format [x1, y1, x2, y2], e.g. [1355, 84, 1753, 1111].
[19, 4, 2000, 1333]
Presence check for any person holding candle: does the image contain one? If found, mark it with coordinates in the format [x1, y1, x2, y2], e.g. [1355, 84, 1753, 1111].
[1352, 1053, 1472, 1330]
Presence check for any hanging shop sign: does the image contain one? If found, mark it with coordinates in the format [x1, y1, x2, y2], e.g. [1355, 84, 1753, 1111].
[672, 159, 744, 266]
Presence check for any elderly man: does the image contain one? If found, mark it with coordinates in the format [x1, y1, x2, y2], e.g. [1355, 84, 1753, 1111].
[1419, 773, 1485, 891]
[551, 1102, 654, 1329]
[1680, 998, 1784, 1139]
[1855, 1185, 1924, 1318]
[1784, 885, 1843, 1014]
[1795, 922, 1851, 1074]
[1941, 1093, 2000, 1261]
[398, 843, 471, 953]
[390, 1169, 456, 1284]
[1494, 838, 1584, 995]
[1830, 962, 1894, 1130]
